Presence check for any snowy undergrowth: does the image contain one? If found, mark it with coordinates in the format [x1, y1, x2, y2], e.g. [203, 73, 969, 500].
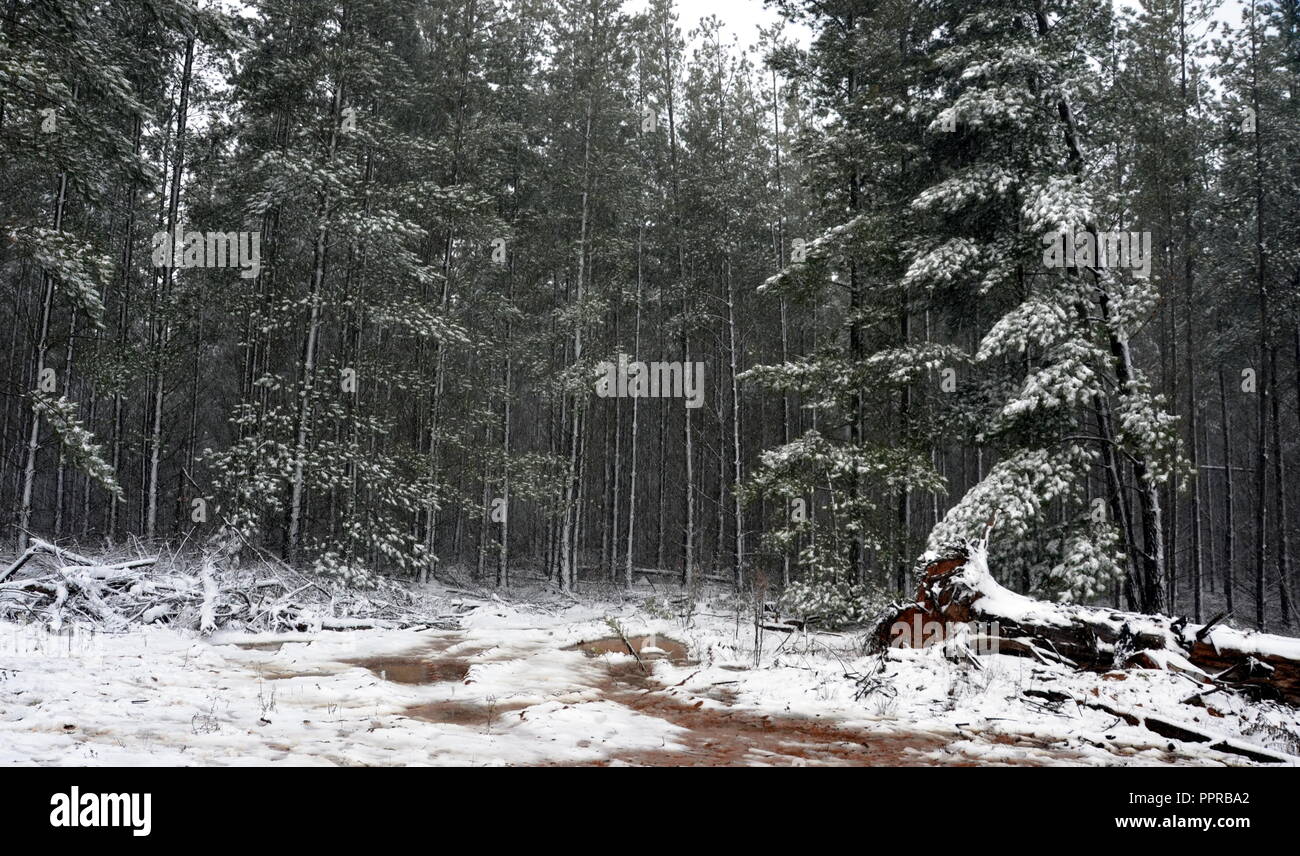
[1, 575, 1298, 766]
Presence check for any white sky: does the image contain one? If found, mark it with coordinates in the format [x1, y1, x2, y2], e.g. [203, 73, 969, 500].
[626, 0, 812, 51]
[669, 0, 1251, 52]
[674, 0, 802, 42]
[1115, 0, 1248, 36]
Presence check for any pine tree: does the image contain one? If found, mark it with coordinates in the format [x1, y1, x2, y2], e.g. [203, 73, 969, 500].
[911, 0, 1181, 610]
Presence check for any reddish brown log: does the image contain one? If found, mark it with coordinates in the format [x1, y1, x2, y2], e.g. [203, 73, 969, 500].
[876, 545, 1300, 705]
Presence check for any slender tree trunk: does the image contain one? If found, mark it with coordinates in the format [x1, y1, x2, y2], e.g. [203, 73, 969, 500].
[1096, 398, 1141, 610]
[606, 310, 621, 581]
[772, 64, 793, 587]
[561, 77, 597, 593]
[726, 258, 744, 588]
[286, 79, 343, 563]
[17, 108, 72, 551]
[0, 280, 22, 528]
[497, 266, 513, 588]
[53, 308, 78, 537]
[624, 225, 644, 587]
[655, 389, 666, 569]
[1178, 222, 1200, 613]
[1269, 347, 1294, 624]
[660, 18, 692, 588]
[897, 309, 910, 593]
[17, 183, 66, 549]
[715, 359, 725, 573]
[1219, 366, 1236, 615]
[146, 38, 195, 541]
[1249, 12, 1268, 629]
[476, 424, 491, 581]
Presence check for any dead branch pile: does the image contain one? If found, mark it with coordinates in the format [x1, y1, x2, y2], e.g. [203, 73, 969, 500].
[0, 529, 450, 635]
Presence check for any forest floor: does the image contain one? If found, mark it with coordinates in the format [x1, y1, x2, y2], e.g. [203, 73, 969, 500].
[3, 571, 1300, 766]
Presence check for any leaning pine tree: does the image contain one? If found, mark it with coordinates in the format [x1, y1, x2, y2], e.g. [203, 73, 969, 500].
[915, 0, 1181, 612]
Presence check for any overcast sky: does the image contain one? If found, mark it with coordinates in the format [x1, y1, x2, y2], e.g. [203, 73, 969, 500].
[625, 0, 811, 51]
[651, 0, 1252, 54]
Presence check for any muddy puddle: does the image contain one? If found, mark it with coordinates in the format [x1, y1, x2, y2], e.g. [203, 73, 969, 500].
[354, 655, 473, 685]
[570, 634, 690, 664]
[346, 637, 483, 685]
[404, 698, 531, 727]
[230, 635, 485, 685]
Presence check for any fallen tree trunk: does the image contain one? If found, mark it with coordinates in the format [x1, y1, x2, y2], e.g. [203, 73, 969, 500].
[196, 527, 242, 635]
[0, 538, 156, 584]
[875, 543, 1300, 705]
[1022, 687, 1292, 763]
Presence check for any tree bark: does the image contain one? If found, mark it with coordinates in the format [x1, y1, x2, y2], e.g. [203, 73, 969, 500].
[17, 111, 72, 552]
[146, 38, 195, 541]
[624, 225, 644, 587]
[879, 546, 1300, 705]
[286, 78, 343, 563]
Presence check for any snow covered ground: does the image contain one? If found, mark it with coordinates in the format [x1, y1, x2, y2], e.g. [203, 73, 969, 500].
[2, 582, 1299, 766]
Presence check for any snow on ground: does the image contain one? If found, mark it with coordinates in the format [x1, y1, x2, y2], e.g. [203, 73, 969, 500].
[2, 582, 1298, 766]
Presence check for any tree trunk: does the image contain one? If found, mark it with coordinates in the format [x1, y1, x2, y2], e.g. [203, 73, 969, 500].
[1269, 347, 1293, 624]
[497, 267, 513, 588]
[881, 546, 1300, 706]
[286, 79, 343, 563]
[146, 38, 195, 541]
[1249, 12, 1268, 630]
[726, 257, 744, 588]
[18, 224, 61, 551]
[17, 120, 72, 551]
[1219, 366, 1236, 615]
[53, 308, 77, 537]
[664, 45, 693, 588]
[624, 225, 644, 587]
[560, 79, 596, 593]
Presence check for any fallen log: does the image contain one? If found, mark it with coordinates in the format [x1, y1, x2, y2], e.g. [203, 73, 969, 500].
[876, 543, 1300, 705]
[1, 538, 156, 585]
[0, 545, 39, 584]
[1022, 688, 1292, 764]
[56, 566, 129, 630]
[197, 526, 243, 635]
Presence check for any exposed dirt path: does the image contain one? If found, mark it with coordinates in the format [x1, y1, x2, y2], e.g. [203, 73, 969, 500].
[585, 659, 959, 766]
[332, 631, 1072, 766]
